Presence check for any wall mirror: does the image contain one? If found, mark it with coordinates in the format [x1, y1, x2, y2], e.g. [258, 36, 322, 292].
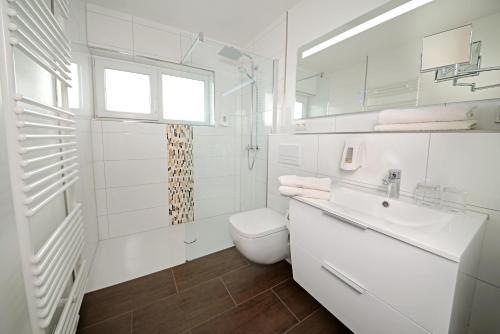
[295, 0, 500, 119]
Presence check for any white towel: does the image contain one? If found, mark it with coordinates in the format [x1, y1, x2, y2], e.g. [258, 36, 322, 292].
[279, 186, 331, 200]
[374, 120, 477, 132]
[278, 175, 331, 192]
[377, 106, 475, 125]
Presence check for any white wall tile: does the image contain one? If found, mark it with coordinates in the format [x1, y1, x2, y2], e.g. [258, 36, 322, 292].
[194, 176, 239, 201]
[267, 192, 289, 214]
[427, 133, 500, 210]
[194, 196, 239, 220]
[91, 132, 104, 161]
[104, 159, 168, 188]
[193, 157, 239, 179]
[97, 215, 109, 240]
[107, 206, 169, 238]
[268, 134, 319, 173]
[317, 133, 429, 193]
[93, 161, 106, 189]
[475, 208, 500, 286]
[106, 183, 168, 215]
[87, 11, 133, 52]
[133, 23, 181, 62]
[193, 135, 240, 158]
[102, 133, 167, 160]
[469, 281, 500, 334]
[95, 189, 108, 216]
[100, 120, 165, 134]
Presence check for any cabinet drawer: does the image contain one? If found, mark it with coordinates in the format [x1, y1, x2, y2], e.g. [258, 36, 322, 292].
[289, 200, 458, 334]
[292, 245, 428, 334]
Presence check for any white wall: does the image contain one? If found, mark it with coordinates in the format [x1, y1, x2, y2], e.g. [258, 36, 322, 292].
[267, 132, 500, 333]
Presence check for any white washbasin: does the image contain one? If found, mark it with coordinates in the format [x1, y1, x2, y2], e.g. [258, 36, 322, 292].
[330, 187, 453, 228]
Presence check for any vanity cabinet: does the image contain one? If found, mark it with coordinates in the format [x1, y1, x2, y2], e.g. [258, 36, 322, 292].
[289, 199, 484, 334]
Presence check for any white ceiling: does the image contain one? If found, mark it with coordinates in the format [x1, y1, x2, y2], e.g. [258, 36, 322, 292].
[86, 0, 301, 46]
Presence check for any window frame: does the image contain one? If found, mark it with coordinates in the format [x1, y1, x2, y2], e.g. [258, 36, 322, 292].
[94, 57, 159, 121]
[93, 55, 214, 125]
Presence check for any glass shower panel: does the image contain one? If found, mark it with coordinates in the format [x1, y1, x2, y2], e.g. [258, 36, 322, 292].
[180, 34, 275, 260]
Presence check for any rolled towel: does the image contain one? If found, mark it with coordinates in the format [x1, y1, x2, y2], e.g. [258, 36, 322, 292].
[278, 175, 331, 192]
[374, 120, 477, 132]
[377, 106, 475, 125]
[279, 186, 330, 200]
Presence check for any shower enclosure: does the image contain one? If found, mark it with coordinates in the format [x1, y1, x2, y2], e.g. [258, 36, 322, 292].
[179, 33, 276, 261]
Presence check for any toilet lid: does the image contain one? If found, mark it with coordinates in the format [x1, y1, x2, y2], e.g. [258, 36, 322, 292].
[229, 208, 287, 239]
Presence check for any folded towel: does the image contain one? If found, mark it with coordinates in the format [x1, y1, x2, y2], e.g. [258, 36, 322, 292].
[278, 175, 331, 192]
[374, 120, 477, 132]
[377, 106, 475, 125]
[279, 186, 330, 200]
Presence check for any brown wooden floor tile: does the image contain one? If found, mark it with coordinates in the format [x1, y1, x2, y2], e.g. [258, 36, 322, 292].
[190, 290, 297, 334]
[79, 269, 177, 328]
[222, 260, 292, 304]
[273, 279, 320, 320]
[132, 278, 235, 334]
[77, 313, 131, 334]
[286, 307, 353, 334]
[128, 269, 177, 309]
[173, 247, 248, 291]
[79, 283, 133, 328]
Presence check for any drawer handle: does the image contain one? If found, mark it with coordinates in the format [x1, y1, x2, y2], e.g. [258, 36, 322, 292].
[322, 210, 368, 230]
[322, 261, 366, 294]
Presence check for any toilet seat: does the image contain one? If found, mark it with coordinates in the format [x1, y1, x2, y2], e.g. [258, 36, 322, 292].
[229, 208, 289, 264]
[229, 208, 287, 238]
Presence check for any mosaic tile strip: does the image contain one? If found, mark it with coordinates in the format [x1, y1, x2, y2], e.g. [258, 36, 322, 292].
[166, 124, 194, 225]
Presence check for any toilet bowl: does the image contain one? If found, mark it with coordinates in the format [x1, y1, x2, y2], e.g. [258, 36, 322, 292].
[229, 208, 289, 264]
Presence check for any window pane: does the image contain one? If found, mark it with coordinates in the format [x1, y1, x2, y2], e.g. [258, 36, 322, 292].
[68, 63, 80, 109]
[294, 101, 304, 119]
[162, 74, 205, 122]
[105, 69, 151, 114]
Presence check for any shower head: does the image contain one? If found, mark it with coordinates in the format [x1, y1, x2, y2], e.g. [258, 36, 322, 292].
[218, 46, 244, 61]
[218, 46, 253, 61]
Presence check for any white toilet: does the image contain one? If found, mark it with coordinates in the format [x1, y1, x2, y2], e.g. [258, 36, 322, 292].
[229, 208, 289, 264]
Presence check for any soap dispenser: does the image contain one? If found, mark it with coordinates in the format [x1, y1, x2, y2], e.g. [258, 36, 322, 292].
[340, 139, 365, 171]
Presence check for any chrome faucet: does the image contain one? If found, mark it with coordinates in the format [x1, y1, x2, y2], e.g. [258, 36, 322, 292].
[382, 169, 401, 199]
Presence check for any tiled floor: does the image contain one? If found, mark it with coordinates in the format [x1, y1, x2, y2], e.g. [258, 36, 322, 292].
[77, 247, 352, 334]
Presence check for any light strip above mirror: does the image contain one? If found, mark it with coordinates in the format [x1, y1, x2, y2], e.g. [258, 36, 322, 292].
[302, 0, 434, 59]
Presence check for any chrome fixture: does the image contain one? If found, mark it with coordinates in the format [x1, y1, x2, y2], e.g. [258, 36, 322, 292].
[382, 169, 401, 199]
[181, 32, 205, 64]
[218, 46, 260, 170]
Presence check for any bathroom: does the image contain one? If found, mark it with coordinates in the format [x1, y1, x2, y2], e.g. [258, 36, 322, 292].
[0, 0, 499, 333]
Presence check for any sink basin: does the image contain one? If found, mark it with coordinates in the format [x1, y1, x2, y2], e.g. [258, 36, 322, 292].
[329, 186, 453, 228]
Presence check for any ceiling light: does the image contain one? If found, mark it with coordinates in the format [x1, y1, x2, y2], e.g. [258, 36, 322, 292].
[302, 0, 434, 59]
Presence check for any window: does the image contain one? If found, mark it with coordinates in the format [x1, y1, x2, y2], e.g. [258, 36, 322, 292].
[104, 69, 151, 114]
[93, 56, 214, 125]
[94, 58, 157, 120]
[68, 63, 81, 109]
[161, 74, 206, 123]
